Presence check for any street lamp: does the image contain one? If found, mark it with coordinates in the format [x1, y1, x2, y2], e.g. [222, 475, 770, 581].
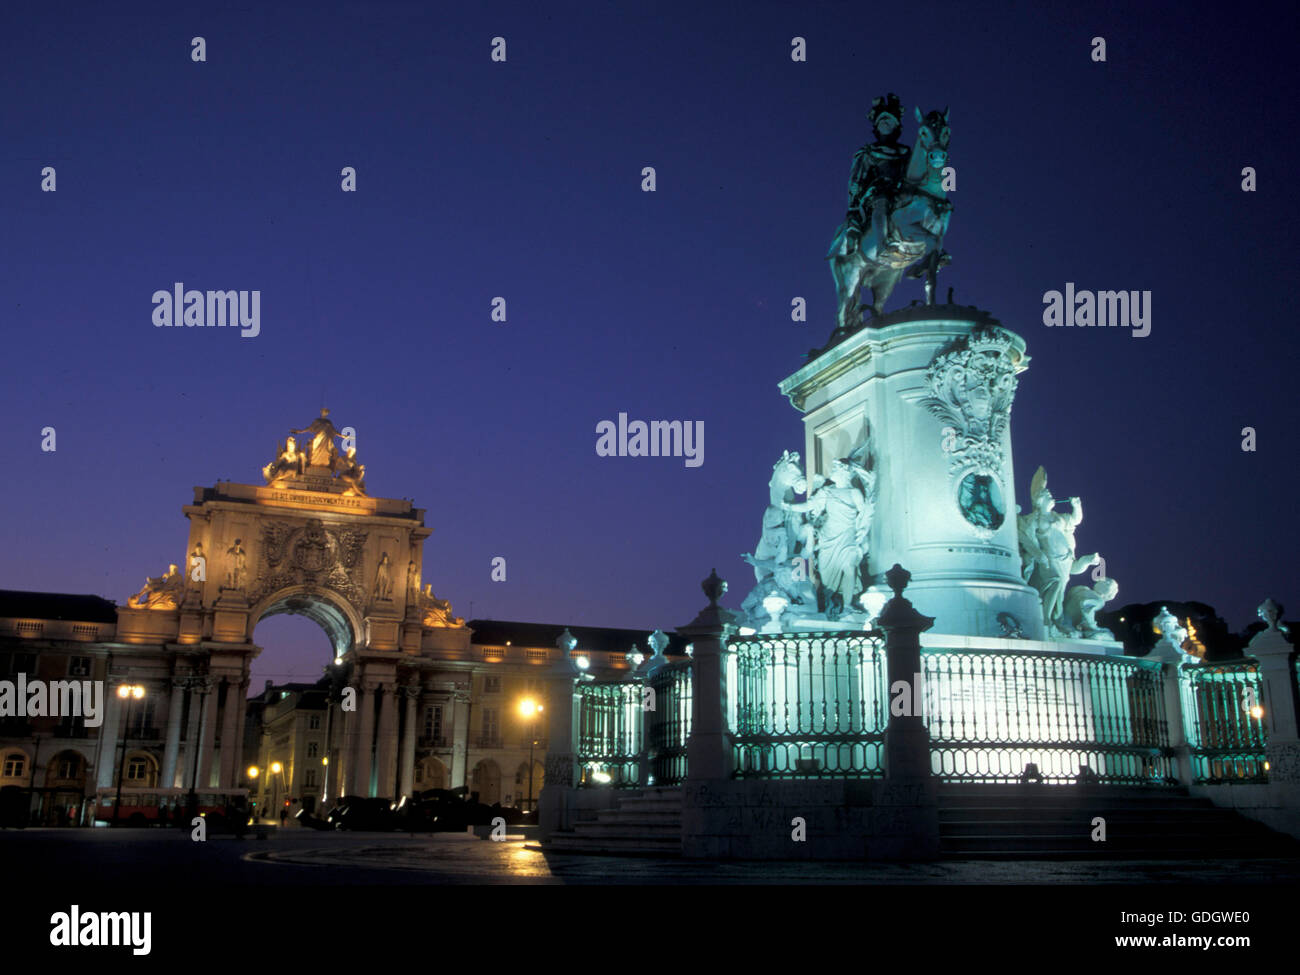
[518, 698, 543, 815]
[270, 761, 284, 825]
[112, 684, 146, 827]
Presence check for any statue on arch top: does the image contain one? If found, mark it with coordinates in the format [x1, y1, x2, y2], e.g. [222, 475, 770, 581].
[127, 563, 185, 610]
[292, 408, 346, 470]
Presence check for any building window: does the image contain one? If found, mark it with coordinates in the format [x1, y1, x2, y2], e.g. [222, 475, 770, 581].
[308, 714, 322, 730]
[126, 697, 156, 737]
[2, 754, 25, 778]
[482, 708, 499, 742]
[424, 705, 443, 741]
[484, 676, 501, 694]
[304, 769, 317, 788]
[306, 742, 319, 759]
[57, 756, 81, 779]
[126, 758, 149, 780]
[68, 656, 92, 677]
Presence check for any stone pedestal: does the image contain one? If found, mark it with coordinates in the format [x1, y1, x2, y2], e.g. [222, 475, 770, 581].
[779, 307, 1044, 639]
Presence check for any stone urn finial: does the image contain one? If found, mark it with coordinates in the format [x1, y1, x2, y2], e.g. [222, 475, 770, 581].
[702, 569, 727, 607]
[885, 563, 911, 599]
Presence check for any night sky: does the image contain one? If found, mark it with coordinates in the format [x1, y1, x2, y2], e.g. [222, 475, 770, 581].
[2, 1, 1294, 686]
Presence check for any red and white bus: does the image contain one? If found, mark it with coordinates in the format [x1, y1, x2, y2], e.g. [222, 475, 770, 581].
[91, 787, 250, 828]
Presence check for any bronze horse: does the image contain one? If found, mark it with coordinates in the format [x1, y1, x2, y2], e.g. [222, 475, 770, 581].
[828, 107, 952, 331]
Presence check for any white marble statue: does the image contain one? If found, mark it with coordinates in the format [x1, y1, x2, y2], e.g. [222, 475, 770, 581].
[784, 456, 876, 620]
[1017, 466, 1100, 635]
[1152, 605, 1193, 661]
[1062, 577, 1119, 640]
[739, 451, 819, 626]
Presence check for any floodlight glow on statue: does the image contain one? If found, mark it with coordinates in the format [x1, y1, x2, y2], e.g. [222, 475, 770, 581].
[729, 96, 1139, 782]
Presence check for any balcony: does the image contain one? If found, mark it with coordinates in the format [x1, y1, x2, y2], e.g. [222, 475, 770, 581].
[474, 736, 502, 749]
[418, 736, 449, 749]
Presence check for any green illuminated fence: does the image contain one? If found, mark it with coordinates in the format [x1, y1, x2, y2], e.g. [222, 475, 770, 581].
[1180, 660, 1267, 784]
[729, 632, 888, 779]
[921, 648, 1174, 784]
[646, 661, 691, 786]
[575, 681, 642, 787]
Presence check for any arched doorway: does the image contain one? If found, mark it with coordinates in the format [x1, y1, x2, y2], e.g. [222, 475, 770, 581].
[470, 759, 501, 805]
[44, 750, 89, 826]
[415, 757, 447, 791]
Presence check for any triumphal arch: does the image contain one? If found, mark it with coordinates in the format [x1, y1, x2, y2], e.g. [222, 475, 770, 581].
[115, 409, 474, 801]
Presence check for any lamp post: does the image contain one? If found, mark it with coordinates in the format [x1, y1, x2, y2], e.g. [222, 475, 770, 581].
[246, 765, 259, 821]
[518, 698, 543, 814]
[270, 761, 283, 825]
[112, 684, 146, 827]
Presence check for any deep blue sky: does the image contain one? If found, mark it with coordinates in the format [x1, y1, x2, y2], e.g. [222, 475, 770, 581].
[2, 1, 1295, 685]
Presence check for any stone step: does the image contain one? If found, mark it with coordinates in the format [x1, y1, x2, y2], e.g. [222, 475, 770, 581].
[572, 823, 681, 839]
[545, 833, 681, 856]
[595, 809, 682, 824]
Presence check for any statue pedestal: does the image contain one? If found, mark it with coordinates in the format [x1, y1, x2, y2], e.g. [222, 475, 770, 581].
[779, 306, 1045, 640]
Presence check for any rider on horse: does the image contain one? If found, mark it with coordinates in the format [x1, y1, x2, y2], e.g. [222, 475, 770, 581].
[831, 93, 909, 260]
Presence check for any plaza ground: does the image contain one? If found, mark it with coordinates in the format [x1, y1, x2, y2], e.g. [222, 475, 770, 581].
[5, 827, 1300, 886]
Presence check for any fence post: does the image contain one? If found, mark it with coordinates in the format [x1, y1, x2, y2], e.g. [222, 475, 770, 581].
[539, 628, 583, 838]
[878, 564, 934, 779]
[1248, 601, 1300, 792]
[870, 564, 940, 860]
[1149, 638, 1194, 787]
[680, 569, 735, 781]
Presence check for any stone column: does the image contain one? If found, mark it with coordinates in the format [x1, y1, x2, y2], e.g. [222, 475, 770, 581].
[160, 679, 185, 788]
[231, 678, 251, 788]
[539, 629, 583, 838]
[374, 681, 399, 799]
[1150, 639, 1193, 787]
[218, 677, 242, 788]
[337, 699, 354, 799]
[351, 679, 378, 797]
[183, 679, 203, 792]
[94, 682, 124, 789]
[680, 570, 736, 781]
[398, 686, 419, 800]
[450, 691, 470, 790]
[196, 679, 219, 790]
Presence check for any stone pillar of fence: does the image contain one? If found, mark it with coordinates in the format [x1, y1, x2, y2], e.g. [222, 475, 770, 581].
[680, 570, 735, 781]
[1247, 601, 1300, 832]
[1149, 637, 1194, 787]
[538, 628, 583, 839]
[874, 564, 940, 859]
[636, 635, 665, 788]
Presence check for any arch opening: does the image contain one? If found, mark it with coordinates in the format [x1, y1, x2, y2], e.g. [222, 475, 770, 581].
[254, 587, 360, 659]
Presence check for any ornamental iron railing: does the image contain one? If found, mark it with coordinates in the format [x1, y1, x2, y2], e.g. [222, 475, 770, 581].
[729, 632, 888, 779]
[921, 648, 1175, 785]
[576, 681, 642, 787]
[646, 662, 691, 787]
[1180, 660, 1267, 784]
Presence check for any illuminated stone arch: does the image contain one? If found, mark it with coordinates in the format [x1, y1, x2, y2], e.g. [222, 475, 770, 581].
[110, 411, 474, 801]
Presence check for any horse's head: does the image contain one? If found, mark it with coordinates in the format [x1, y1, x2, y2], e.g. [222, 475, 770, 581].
[913, 106, 950, 171]
[771, 450, 807, 494]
